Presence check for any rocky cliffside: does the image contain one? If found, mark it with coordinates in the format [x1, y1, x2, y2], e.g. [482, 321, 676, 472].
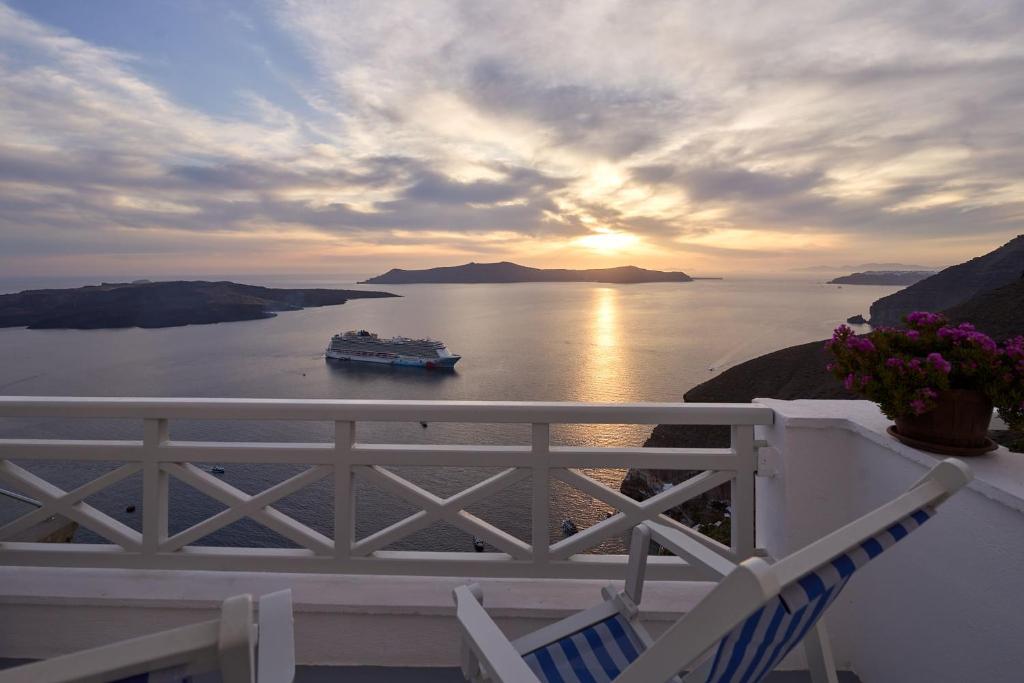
[619, 340, 857, 535]
[624, 282, 1024, 524]
[944, 278, 1024, 341]
[869, 235, 1024, 326]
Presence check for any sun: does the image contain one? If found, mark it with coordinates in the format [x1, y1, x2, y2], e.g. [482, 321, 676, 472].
[575, 229, 639, 254]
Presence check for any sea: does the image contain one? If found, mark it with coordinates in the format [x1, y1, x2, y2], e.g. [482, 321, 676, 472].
[0, 277, 900, 553]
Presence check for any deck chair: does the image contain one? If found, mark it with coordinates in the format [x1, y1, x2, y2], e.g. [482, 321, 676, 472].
[454, 457, 971, 683]
[0, 590, 295, 683]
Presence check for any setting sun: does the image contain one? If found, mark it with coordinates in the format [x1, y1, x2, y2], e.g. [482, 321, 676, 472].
[575, 229, 640, 253]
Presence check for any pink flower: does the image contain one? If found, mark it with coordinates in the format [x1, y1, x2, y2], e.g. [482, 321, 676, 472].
[885, 357, 904, 368]
[847, 336, 876, 353]
[927, 352, 952, 374]
[910, 399, 928, 415]
[844, 374, 855, 390]
[906, 311, 946, 327]
[905, 330, 920, 341]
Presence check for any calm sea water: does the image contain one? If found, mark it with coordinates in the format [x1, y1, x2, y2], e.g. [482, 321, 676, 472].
[0, 278, 897, 553]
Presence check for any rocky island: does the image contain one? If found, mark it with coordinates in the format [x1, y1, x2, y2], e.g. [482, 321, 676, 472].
[361, 261, 692, 284]
[0, 281, 398, 330]
[828, 270, 934, 285]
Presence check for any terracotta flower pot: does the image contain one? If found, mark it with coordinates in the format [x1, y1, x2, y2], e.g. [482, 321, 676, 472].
[890, 388, 997, 456]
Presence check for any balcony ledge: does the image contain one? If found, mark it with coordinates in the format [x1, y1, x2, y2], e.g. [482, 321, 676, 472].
[0, 567, 716, 665]
[755, 398, 1024, 515]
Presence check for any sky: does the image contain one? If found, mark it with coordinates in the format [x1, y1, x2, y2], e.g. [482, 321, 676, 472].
[0, 0, 1022, 280]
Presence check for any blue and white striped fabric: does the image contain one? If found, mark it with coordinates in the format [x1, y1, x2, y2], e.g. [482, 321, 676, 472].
[522, 613, 647, 683]
[704, 506, 934, 683]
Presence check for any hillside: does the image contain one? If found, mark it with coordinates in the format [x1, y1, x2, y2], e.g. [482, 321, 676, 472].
[869, 235, 1024, 326]
[944, 279, 1024, 340]
[643, 340, 856, 450]
[625, 284, 1024, 505]
[638, 278, 1024, 458]
[0, 281, 397, 330]
[361, 261, 692, 284]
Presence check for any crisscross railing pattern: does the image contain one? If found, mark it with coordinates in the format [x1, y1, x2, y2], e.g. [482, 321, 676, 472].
[0, 397, 771, 580]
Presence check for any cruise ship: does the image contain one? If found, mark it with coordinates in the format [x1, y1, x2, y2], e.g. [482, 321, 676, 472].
[325, 330, 461, 369]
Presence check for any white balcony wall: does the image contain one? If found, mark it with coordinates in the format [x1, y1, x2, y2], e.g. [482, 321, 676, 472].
[756, 399, 1024, 683]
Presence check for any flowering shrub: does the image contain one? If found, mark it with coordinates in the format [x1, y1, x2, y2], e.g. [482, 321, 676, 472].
[826, 312, 1024, 430]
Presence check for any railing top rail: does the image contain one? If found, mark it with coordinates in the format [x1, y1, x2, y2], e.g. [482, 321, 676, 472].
[0, 396, 774, 425]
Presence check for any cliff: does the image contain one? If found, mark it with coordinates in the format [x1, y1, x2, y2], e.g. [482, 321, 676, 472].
[0, 281, 398, 330]
[619, 340, 857, 529]
[944, 279, 1024, 341]
[361, 261, 692, 285]
[869, 235, 1024, 326]
[625, 280, 1024, 509]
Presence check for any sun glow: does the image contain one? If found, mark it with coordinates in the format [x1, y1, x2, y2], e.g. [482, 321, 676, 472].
[575, 229, 640, 253]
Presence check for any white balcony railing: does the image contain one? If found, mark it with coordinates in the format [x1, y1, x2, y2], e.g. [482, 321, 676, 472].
[0, 397, 772, 580]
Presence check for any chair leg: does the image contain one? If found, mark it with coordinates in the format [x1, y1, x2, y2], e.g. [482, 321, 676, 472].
[803, 619, 839, 683]
[461, 639, 484, 682]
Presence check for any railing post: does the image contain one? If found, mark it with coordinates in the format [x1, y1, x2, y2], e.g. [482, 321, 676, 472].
[334, 420, 355, 566]
[142, 418, 169, 555]
[730, 424, 756, 559]
[531, 423, 550, 574]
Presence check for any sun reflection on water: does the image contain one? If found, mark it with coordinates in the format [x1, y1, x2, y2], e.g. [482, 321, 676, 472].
[559, 286, 646, 453]
[579, 287, 624, 402]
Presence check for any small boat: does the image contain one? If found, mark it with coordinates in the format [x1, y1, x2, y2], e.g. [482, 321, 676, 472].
[210, 466, 225, 474]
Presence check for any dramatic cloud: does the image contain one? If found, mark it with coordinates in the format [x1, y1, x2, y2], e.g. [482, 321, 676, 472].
[0, 0, 1022, 277]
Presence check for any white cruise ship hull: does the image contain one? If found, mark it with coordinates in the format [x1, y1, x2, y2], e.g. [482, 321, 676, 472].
[325, 349, 460, 368]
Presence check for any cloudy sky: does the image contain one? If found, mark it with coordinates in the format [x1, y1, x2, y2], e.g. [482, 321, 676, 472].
[1, 0, 1022, 279]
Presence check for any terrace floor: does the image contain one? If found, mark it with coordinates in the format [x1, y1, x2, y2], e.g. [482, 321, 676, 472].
[0, 661, 862, 681]
[297, 666, 862, 681]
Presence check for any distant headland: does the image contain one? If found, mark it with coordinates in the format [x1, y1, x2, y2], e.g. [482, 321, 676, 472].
[0, 281, 398, 330]
[827, 270, 934, 286]
[360, 261, 693, 285]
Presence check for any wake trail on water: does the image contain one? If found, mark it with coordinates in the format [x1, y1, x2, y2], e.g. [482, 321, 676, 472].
[0, 373, 45, 390]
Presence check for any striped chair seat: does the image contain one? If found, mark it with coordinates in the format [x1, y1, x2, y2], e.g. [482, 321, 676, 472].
[520, 506, 933, 683]
[522, 613, 647, 683]
[704, 506, 934, 683]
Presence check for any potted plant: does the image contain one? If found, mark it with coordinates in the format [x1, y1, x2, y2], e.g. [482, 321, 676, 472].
[826, 311, 1024, 456]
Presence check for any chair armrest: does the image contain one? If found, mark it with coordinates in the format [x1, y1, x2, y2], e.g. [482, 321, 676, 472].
[219, 594, 255, 683]
[625, 523, 651, 604]
[257, 590, 295, 683]
[453, 584, 541, 683]
[643, 521, 738, 579]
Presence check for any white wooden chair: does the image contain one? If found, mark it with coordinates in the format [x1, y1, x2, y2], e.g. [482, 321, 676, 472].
[454, 458, 972, 683]
[0, 590, 295, 683]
